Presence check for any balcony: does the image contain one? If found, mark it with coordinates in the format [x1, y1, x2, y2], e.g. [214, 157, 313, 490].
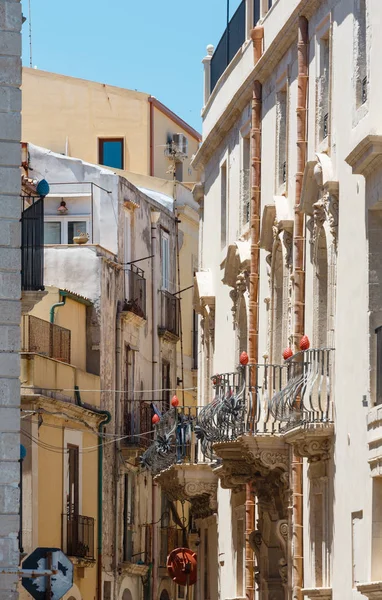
[159, 290, 180, 341]
[196, 349, 334, 489]
[140, 406, 218, 519]
[21, 195, 46, 312]
[63, 514, 95, 561]
[22, 315, 71, 364]
[122, 264, 146, 324]
[121, 402, 154, 461]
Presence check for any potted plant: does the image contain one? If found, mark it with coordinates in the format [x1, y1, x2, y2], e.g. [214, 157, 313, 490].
[73, 230, 89, 245]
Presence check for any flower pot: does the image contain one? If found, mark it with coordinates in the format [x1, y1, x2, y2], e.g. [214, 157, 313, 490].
[73, 235, 89, 245]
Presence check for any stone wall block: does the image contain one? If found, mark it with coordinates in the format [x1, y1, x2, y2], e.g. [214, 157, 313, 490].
[0, 247, 20, 270]
[0, 301, 20, 326]
[0, 56, 20, 86]
[0, 87, 21, 112]
[0, 112, 20, 142]
[0, 325, 20, 351]
[0, 483, 19, 514]
[0, 461, 18, 484]
[0, 166, 21, 195]
[0, 378, 19, 406]
[0, 353, 20, 377]
[0, 141, 21, 167]
[0, 272, 21, 300]
[0, 30, 20, 56]
[0, 573, 18, 591]
[0, 433, 19, 461]
[0, 196, 20, 219]
[0, 536, 19, 566]
[0, 514, 18, 536]
[0, 1, 22, 32]
[0, 407, 19, 430]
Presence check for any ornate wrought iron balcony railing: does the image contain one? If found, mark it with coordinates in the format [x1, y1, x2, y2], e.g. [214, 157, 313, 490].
[196, 348, 335, 454]
[269, 348, 334, 429]
[63, 513, 95, 560]
[140, 406, 205, 475]
[124, 264, 146, 319]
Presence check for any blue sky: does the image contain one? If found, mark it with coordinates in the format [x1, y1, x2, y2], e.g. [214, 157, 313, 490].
[21, 0, 242, 132]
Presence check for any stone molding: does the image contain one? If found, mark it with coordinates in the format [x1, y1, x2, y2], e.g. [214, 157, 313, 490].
[302, 588, 332, 600]
[21, 290, 48, 315]
[356, 582, 382, 599]
[346, 135, 382, 177]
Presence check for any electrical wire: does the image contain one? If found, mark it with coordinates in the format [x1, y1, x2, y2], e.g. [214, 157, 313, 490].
[21, 385, 196, 395]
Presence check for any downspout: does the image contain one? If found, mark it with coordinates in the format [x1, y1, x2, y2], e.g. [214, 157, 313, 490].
[114, 310, 122, 599]
[246, 25, 264, 600]
[150, 211, 160, 600]
[292, 16, 309, 600]
[49, 294, 66, 323]
[74, 387, 112, 600]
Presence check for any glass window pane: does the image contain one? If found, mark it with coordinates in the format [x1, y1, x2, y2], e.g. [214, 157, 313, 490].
[100, 140, 123, 169]
[44, 222, 61, 244]
[68, 221, 87, 244]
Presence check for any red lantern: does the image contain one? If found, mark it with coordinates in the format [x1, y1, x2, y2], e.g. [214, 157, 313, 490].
[152, 414, 160, 425]
[240, 351, 249, 366]
[283, 347, 293, 360]
[167, 547, 197, 586]
[300, 335, 310, 351]
[171, 395, 179, 408]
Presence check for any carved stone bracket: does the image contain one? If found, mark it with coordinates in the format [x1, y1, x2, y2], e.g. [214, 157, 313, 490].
[283, 423, 334, 463]
[155, 463, 218, 519]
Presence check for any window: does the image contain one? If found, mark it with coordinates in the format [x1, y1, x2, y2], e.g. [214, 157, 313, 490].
[99, 138, 124, 169]
[276, 89, 287, 188]
[44, 222, 61, 244]
[221, 162, 227, 249]
[242, 136, 250, 226]
[355, 0, 367, 107]
[44, 218, 90, 245]
[123, 473, 134, 562]
[161, 360, 171, 412]
[192, 310, 198, 370]
[103, 582, 112, 600]
[318, 32, 330, 142]
[254, 0, 260, 24]
[175, 161, 183, 182]
[161, 231, 170, 291]
[67, 445, 79, 517]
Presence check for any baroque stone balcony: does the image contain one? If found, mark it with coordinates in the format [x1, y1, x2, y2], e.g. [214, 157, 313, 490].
[140, 406, 218, 519]
[196, 348, 335, 489]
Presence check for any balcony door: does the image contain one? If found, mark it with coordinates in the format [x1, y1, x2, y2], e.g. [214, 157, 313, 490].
[67, 444, 79, 517]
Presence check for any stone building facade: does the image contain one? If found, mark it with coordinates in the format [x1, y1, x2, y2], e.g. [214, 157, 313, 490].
[148, 1, 382, 600]
[0, 1, 22, 598]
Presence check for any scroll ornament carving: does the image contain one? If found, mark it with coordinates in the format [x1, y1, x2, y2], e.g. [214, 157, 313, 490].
[281, 230, 293, 269]
[229, 271, 248, 322]
[293, 437, 332, 463]
[184, 481, 217, 499]
[309, 191, 339, 259]
[278, 558, 288, 584]
[249, 450, 289, 472]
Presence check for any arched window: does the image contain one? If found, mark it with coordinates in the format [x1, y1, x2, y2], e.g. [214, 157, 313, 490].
[122, 591, 133, 600]
[160, 591, 171, 600]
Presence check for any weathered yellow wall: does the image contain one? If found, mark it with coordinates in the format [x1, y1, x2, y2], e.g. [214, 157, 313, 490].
[22, 68, 150, 175]
[153, 105, 200, 183]
[37, 415, 99, 599]
[28, 287, 87, 371]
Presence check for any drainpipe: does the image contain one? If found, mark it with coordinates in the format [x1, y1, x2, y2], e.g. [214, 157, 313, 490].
[246, 25, 264, 600]
[149, 98, 154, 176]
[292, 16, 309, 600]
[49, 294, 66, 323]
[151, 211, 160, 600]
[74, 387, 112, 600]
[114, 309, 122, 599]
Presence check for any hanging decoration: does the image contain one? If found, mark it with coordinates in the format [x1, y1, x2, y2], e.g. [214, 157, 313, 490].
[282, 347, 293, 360]
[152, 414, 160, 425]
[171, 395, 179, 408]
[300, 335, 310, 351]
[239, 351, 249, 366]
[57, 200, 68, 214]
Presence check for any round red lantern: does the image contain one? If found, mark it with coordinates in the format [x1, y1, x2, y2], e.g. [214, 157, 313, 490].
[152, 414, 160, 425]
[240, 351, 249, 366]
[283, 347, 293, 360]
[167, 547, 197, 586]
[300, 335, 310, 351]
[171, 395, 179, 408]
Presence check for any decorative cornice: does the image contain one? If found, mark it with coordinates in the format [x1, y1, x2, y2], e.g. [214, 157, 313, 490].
[345, 135, 382, 178]
[356, 582, 382, 599]
[120, 561, 150, 576]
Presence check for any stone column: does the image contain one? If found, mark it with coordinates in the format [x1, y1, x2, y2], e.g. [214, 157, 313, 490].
[0, 0, 22, 598]
[202, 45, 214, 108]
